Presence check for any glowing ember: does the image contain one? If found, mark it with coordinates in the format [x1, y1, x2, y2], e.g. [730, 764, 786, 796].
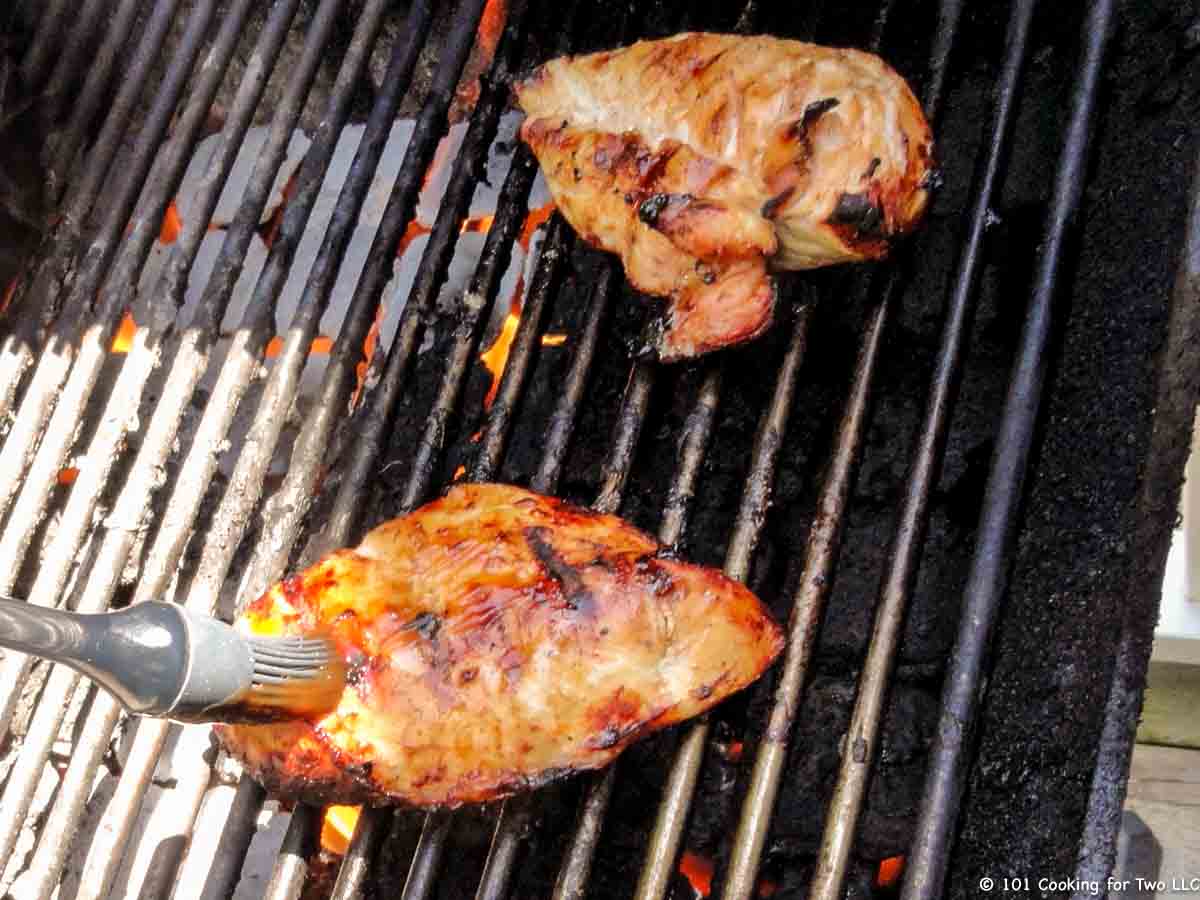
[876, 855, 905, 888]
[57, 467, 79, 485]
[678, 850, 714, 898]
[453, 465, 466, 481]
[396, 219, 432, 257]
[519, 202, 555, 251]
[1, 277, 18, 314]
[320, 805, 361, 856]
[541, 333, 567, 347]
[259, 169, 301, 249]
[351, 302, 385, 409]
[263, 335, 334, 358]
[758, 879, 779, 897]
[461, 213, 494, 236]
[111, 312, 137, 353]
[158, 199, 183, 244]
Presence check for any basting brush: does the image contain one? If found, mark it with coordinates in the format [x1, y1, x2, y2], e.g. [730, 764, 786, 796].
[0, 594, 344, 723]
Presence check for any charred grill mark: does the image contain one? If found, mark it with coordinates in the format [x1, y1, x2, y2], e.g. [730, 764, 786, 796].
[524, 526, 595, 614]
[829, 191, 886, 239]
[790, 96, 839, 141]
[761, 186, 796, 219]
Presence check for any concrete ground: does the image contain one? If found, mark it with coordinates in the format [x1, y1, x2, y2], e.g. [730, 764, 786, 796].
[1113, 744, 1200, 899]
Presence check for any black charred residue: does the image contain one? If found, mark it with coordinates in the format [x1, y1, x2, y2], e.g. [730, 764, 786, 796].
[638, 192, 672, 226]
[403, 611, 442, 641]
[865, 156, 882, 178]
[525, 527, 596, 614]
[634, 553, 678, 597]
[790, 97, 840, 141]
[829, 191, 886, 239]
[761, 186, 796, 219]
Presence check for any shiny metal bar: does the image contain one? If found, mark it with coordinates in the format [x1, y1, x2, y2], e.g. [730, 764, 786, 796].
[633, 304, 813, 900]
[902, 1, 1118, 896]
[807, 1, 1038, 897]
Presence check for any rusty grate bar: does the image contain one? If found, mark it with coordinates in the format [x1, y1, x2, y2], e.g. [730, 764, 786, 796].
[902, 1, 1119, 896]
[0, 0, 186, 415]
[808, 2, 1038, 897]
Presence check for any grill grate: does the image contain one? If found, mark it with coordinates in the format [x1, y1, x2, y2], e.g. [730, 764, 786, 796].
[0, 1, 1182, 899]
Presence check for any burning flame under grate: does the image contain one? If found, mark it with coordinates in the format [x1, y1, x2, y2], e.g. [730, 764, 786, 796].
[0, 0, 1160, 898]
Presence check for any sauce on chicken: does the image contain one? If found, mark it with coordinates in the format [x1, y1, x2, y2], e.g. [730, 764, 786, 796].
[216, 484, 784, 807]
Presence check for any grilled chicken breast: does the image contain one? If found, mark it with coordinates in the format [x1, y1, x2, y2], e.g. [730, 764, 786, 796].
[216, 484, 784, 807]
[515, 33, 934, 359]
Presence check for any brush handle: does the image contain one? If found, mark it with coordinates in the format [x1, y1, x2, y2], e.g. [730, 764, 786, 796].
[0, 596, 189, 714]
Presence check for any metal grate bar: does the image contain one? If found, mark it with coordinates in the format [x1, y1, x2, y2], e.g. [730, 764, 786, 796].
[253, 2, 522, 896]
[472, 216, 573, 481]
[808, 1, 1038, 896]
[18, 0, 70, 88]
[0, 0, 324, 885]
[45, 0, 145, 203]
[1, 2, 346, 887]
[0, 0, 252, 746]
[54, 4, 397, 896]
[721, 1, 964, 892]
[38, 0, 111, 124]
[245, 0, 532, 606]
[632, 305, 814, 900]
[0, 0, 185, 416]
[0, 0, 218, 548]
[395, 150, 540, 509]
[902, 1, 1118, 896]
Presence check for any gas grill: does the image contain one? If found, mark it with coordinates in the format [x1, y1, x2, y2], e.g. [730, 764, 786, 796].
[0, 1, 1197, 898]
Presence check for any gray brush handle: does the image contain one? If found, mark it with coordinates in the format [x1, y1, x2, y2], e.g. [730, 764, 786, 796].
[0, 596, 190, 714]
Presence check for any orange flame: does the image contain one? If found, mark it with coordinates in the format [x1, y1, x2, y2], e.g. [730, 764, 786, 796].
[479, 304, 520, 410]
[541, 333, 567, 347]
[57, 467, 79, 485]
[263, 335, 335, 358]
[320, 805, 361, 856]
[453, 464, 466, 481]
[876, 855, 905, 889]
[159, 200, 183, 244]
[679, 851, 714, 898]
[111, 312, 137, 353]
